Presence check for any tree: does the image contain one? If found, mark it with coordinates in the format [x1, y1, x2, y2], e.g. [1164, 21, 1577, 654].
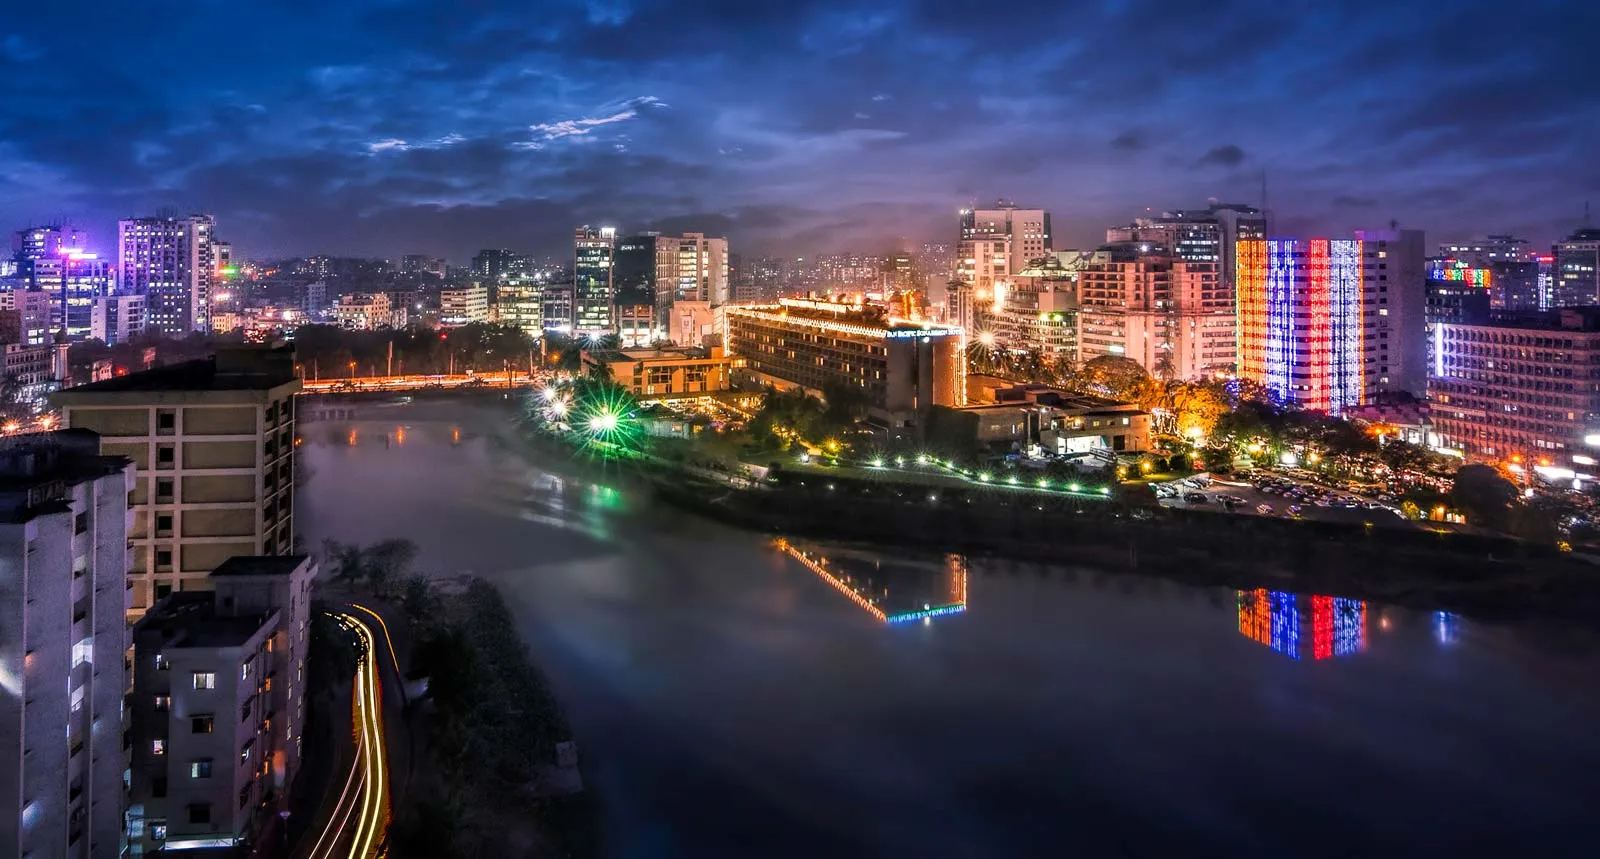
[366, 538, 420, 595]
[1450, 464, 1519, 531]
[1066, 355, 1150, 399]
[306, 607, 363, 702]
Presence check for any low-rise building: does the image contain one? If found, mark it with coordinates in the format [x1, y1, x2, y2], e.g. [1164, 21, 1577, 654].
[0, 430, 134, 859]
[958, 382, 1149, 454]
[439, 285, 488, 328]
[724, 297, 965, 429]
[126, 555, 314, 855]
[332, 292, 400, 330]
[583, 346, 735, 398]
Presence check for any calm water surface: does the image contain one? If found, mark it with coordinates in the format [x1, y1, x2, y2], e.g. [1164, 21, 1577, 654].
[297, 403, 1600, 858]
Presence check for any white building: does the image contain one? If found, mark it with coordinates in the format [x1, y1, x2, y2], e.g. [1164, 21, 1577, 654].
[127, 555, 314, 854]
[91, 294, 146, 346]
[0, 430, 135, 859]
[117, 216, 220, 335]
[439, 285, 489, 328]
[332, 293, 397, 330]
[1077, 245, 1237, 379]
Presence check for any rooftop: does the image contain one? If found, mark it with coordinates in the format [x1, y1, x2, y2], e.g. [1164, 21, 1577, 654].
[587, 346, 719, 363]
[0, 430, 132, 522]
[729, 299, 960, 336]
[136, 591, 275, 649]
[55, 345, 298, 395]
[211, 554, 310, 578]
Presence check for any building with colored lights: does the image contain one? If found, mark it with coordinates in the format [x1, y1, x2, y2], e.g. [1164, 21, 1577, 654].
[1425, 262, 1491, 377]
[438, 285, 488, 328]
[1427, 308, 1600, 463]
[0, 430, 135, 859]
[1235, 229, 1426, 412]
[1076, 244, 1236, 379]
[118, 215, 222, 335]
[11, 226, 110, 341]
[1236, 589, 1367, 660]
[573, 227, 617, 336]
[582, 346, 734, 399]
[127, 555, 313, 855]
[53, 345, 300, 618]
[1553, 227, 1600, 308]
[777, 540, 967, 625]
[724, 298, 965, 429]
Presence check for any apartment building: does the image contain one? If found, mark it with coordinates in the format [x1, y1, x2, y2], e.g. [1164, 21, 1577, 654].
[126, 555, 314, 855]
[439, 285, 489, 328]
[0, 430, 134, 859]
[53, 345, 300, 617]
[1076, 245, 1236, 379]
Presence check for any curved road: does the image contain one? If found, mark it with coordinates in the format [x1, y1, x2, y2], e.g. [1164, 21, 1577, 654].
[301, 610, 392, 859]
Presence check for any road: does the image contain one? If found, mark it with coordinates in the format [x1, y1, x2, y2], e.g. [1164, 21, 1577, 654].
[299, 373, 544, 394]
[300, 610, 392, 859]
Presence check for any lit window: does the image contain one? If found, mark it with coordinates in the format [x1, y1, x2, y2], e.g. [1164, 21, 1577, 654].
[192, 672, 216, 690]
[152, 739, 165, 756]
[190, 759, 212, 779]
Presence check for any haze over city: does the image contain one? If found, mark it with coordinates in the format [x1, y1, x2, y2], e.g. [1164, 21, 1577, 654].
[3, 0, 1596, 259]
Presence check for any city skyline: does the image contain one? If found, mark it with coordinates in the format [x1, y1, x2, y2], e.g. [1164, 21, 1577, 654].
[2, 1, 1596, 261]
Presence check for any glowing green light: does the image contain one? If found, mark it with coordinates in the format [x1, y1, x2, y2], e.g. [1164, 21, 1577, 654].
[1036, 479, 1049, 488]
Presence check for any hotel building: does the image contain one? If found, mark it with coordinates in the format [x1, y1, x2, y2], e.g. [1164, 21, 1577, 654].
[724, 298, 965, 428]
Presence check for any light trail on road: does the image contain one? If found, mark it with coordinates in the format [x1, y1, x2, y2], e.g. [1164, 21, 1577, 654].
[301, 613, 390, 859]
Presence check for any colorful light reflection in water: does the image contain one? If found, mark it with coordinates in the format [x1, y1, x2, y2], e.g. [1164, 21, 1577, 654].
[1237, 589, 1367, 660]
[777, 540, 967, 624]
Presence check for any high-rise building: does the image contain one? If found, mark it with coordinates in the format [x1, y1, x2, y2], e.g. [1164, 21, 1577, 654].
[470, 249, 525, 283]
[724, 297, 965, 428]
[52, 345, 300, 617]
[0, 430, 134, 859]
[12, 225, 86, 264]
[0, 287, 54, 347]
[614, 232, 729, 335]
[118, 215, 219, 334]
[1425, 260, 1492, 377]
[573, 227, 617, 336]
[960, 203, 1051, 272]
[91, 294, 147, 345]
[955, 204, 1051, 329]
[1553, 228, 1600, 308]
[991, 253, 1085, 360]
[1487, 259, 1547, 312]
[1075, 245, 1236, 379]
[439, 285, 488, 328]
[401, 254, 447, 278]
[127, 555, 314, 855]
[1429, 308, 1600, 463]
[293, 281, 328, 322]
[541, 284, 573, 335]
[496, 283, 543, 336]
[1106, 202, 1265, 294]
[1437, 235, 1538, 266]
[1236, 230, 1426, 412]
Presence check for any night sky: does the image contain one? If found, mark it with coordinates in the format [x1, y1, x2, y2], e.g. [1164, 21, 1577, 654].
[2, 0, 1595, 261]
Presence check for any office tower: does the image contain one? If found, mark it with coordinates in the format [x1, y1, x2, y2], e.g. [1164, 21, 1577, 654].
[724, 298, 966, 428]
[1430, 308, 1600, 463]
[916, 242, 956, 288]
[0, 430, 135, 859]
[1235, 229, 1426, 413]
[1487, 259, 1546, 312]
[993, 253, 1084, 360]
[541, 284, 573, 335]
[91, 294, 147, 345]
[128, 555, 314, 855]
[53, 345, 300, 617]
[960, 203, 1051, 272]
[118, 215, 219, 334]
[1425, 260, 1492, 376]
[495, 282, 543, 336]
[471, 249, 523, 283]
[439, 285, 488, 328]
[1075, 245, 1236, 379]
[1553, 228, 1600, 307]
[13, 225, 86, 264]
[816, 253, 887, 290]
[1106, 202, 1265, 294]
[745, 256, 786, 302]
[573, 227, 617, 336]
[614, 232, 729, 335]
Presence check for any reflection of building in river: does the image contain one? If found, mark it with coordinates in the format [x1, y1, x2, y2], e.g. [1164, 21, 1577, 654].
[1237, 589, 1366, 660]
[777, 540, 967, 623]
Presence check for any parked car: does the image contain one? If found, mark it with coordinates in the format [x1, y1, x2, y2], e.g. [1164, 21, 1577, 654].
[1185, 493, 1209, 504]
[1256, 504, 1275, 515]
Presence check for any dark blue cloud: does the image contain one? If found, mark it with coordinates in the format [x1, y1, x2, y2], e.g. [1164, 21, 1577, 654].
[1, 0, 1596, 260]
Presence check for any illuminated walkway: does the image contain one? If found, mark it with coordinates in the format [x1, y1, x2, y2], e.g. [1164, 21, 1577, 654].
[301, 612, 390, 859]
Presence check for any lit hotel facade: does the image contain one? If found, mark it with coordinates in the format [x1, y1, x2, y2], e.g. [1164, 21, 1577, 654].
[724, 298, 965, 429]
[1236, 230, 1424, 413]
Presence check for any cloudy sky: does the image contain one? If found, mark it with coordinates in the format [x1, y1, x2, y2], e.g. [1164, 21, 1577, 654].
[2, 0, 1595, 262]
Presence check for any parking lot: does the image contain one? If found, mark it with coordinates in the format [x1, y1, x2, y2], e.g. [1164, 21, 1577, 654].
[1154, 469, 1412, 528]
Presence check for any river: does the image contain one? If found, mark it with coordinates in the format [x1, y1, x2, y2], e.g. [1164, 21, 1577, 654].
[296, 399, 1600, 858]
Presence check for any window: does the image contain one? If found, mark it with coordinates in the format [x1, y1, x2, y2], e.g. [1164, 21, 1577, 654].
[156, 550, 173, 571]
[155, 583, 172, 600]
[156, 478, 174, 500]
[155, 653, 170, 671]
[239, 740, 253, 764]
[191, 715, 214, 734]
[151, 777, 167, 798]
[156, 514, 173, 536]
[154, 695, 170, 711]
[156, 445, 174, 466]
[192, 671, 216, 690]
[150, 820, 167, 841]
[187, 804, 211, 825]
[74, 512, 89, 535]
[156, 410, 176, 432]
[190, 759, 212, 779]
[152, 738, 165, 756]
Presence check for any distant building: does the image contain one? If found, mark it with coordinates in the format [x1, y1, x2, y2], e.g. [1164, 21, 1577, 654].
[401, 254, 447, 278]
[573, 228, 617, 335]
[293, 281, 327, 321]
[496, 283, 543, 336]
[91, 294, 147, 345]
[1487, 258, 1547, 312]
[955, 203, 1052, 332]
[439, 285, 488, 328]
[583, 346, 735, 398]
[1437, 235, 1538, 266]
[0, 430, 134, 859]
[725, 297, 965, 428]
[1428, 308, 1600, 464]
[332, 293, 400, 330]
[53, 346, 300, 617]
[1076, 245, 1236, 379]
[3, 341, 62, 412]
[1106, 202, 1265, 294]
[0, 287, 54, 346]
[1553, 227, 1600, 308]
[1425, 261, 1492, 376]
[118, 215, 220, 334]
[1236, 229, 1426, 412]
[614, 232, 728, 331]
[541, 284, 573, 335]
[470, 249, 524, 283]
[614, 302, 655, 348]
[127, 555, 314, 855]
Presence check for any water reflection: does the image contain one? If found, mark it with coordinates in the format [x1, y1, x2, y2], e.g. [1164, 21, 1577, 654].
[1236, 589, 1368, 660]
[777, 539, 967, 624]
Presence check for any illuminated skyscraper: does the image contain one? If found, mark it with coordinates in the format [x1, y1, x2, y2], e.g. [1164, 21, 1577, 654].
[117, 215, 219, 334]
[1235, 229, 1425, 412]
[613, 232, 728, 337]
[956, 203, 1051, 328]
[573, 227, 617, 336]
